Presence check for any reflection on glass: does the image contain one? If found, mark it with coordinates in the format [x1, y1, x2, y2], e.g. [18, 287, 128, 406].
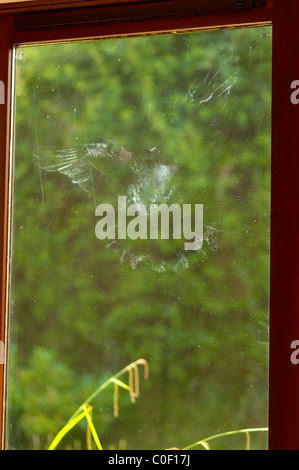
[7, 27, 271, 450]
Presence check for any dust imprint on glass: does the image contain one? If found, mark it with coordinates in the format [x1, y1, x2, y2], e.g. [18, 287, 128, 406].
[34, 139, 219, 271]
[31, 50, 241, 271]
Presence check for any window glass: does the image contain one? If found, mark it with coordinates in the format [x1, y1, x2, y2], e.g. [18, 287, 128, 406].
[7, 26, 271, 450]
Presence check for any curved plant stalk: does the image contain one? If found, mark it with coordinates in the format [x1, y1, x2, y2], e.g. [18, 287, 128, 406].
[86, 409, 93, 450]
[48, 404, 93, 450]
[49, 358, 265, 451]
[181, 427, 268, 450]
[81, 405, 103, 450]
[134, 365, 140, 397]
[48, 359, 149, 450]
[110, 378, 132, 417]
[245, 430, 250, 450]
[70, 358, 149, 422]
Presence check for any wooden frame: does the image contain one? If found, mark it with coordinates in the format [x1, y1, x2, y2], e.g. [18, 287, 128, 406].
[0, 0, 298, 450]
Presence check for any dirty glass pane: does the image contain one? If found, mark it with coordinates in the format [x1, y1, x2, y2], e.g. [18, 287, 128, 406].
[7, 27, 271, 450]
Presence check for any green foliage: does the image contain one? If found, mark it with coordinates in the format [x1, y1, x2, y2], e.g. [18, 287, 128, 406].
[8, 26, 271, 450]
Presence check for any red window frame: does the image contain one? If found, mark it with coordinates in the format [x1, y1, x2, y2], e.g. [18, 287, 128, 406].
[0, 0, 298, 450]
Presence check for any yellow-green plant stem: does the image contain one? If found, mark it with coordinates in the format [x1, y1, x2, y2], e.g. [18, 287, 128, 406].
[81, 405, 103, 450]
[48, 359, 149, 450]
[182, 427, 268, 450]
[48, 405, 93, 450]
